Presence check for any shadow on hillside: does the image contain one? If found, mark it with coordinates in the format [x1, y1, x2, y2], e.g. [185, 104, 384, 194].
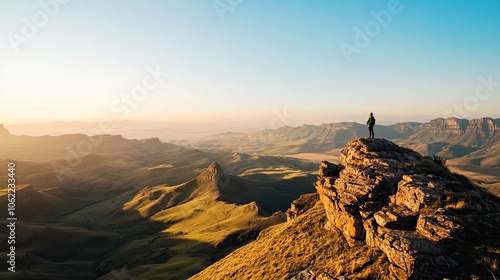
[0, 215, 220, 280]
[427, 142, 479, 157]
[0, 187, 228, 280]
[92, 212, 224, 280]
[216, 173, 317, 215]
[95, 191, 294, 280]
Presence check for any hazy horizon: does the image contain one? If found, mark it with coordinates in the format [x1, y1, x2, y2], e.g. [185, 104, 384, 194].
[1, 1, 500, 127]
[3, 115, 499, 140]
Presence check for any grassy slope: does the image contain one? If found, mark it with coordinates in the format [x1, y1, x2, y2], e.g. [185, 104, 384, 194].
[110, 172, 313, 275]
[0, 223, 121, 280]
[0, 131, 319, 279]
[191, 197, 390, 280]
[81, 168, 315, 279]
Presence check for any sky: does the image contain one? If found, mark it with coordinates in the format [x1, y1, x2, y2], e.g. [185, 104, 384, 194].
[0, 0, 499, 132]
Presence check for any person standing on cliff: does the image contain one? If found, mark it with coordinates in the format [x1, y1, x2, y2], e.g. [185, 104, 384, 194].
[366, 112, 375, 139]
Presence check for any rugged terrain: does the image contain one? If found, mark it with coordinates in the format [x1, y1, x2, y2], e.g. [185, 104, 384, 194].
[1, 122, 499, 279]
[192, 138, 500, 280]
[172, 117, 500, 195]
[0, 126, 316, 279]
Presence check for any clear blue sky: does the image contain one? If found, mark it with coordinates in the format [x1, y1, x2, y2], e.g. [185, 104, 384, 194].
[0, 0, 499, 128]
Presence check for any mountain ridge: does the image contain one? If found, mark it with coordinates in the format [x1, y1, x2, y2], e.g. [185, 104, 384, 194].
[171, 117, 499, 154]
[169, 117, 500, 196]
[94, 161, 316, 279]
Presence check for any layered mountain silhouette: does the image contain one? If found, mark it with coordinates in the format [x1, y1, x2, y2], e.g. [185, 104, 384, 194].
[172, 117, 499, 155]
[192, 138, 500, 280]
[172, 117, 500, 196]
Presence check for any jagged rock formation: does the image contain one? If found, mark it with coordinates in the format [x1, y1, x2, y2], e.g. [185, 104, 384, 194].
[315, 138, 500, 279]
[197, 161, 232, 188]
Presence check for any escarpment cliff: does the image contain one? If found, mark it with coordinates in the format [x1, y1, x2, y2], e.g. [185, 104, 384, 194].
[421, 117, 500, 135]
[316, 138, 500, 279]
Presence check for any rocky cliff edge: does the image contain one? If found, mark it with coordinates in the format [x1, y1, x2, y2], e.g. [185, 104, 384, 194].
[315, 138, 500, 279]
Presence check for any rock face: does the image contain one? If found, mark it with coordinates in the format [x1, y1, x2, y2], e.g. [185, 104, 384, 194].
[315, 138, 500, 280]
[421, 117, 500, 135]
[197, 161, 228, 186]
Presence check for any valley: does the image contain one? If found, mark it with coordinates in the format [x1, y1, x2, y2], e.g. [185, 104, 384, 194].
[174, 117, 500, 196]
[0, 125, 316, 279]
[0, 117, 498, 279]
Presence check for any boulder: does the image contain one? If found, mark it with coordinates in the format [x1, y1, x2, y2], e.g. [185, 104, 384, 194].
[377, 231, 457, 279]
[290, 269, 315, 280]
[373, 205, 419, 230]
[395, 175, 441, 212]
[416, 214, 462, 242]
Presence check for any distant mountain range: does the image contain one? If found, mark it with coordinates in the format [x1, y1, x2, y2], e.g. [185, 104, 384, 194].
[170, 117, 500, 196]
[170, 117, 499, 156]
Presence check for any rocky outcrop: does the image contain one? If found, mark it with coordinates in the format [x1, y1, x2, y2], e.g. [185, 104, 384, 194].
[416, 213, 462, 242]
[315, 138, 500, 279]
[196, 161, 232, 188]
[373, 204, 419, 230]
[289, 269, 338, 280]
[286, 193, 318, 221]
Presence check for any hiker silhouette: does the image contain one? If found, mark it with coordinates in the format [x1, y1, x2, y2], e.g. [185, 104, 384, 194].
[366, 113, 375, 139]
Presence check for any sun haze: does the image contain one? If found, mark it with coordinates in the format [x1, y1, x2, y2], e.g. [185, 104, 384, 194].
[0, 0, 499, 131]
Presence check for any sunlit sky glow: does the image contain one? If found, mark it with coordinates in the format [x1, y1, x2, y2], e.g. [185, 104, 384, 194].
[1, 0, 499, 129]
